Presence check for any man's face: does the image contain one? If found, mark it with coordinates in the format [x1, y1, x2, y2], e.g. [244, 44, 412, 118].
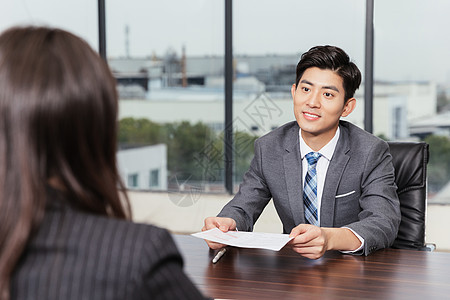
[291, 67, 355, 148]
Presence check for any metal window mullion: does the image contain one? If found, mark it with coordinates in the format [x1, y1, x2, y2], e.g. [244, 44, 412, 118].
[364, 0, 374, 133]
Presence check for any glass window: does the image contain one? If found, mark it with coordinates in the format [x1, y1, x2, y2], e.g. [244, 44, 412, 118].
[0, 0, 97, 50]
[127, 173, 139, 188]
[109, 0, 226, 193]
[234, 0, 366, 184]
[374, 0, 450, 204]
[150, 169, 159, 188]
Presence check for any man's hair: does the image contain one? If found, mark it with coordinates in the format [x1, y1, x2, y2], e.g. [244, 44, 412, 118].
[295, 45, 362, 101]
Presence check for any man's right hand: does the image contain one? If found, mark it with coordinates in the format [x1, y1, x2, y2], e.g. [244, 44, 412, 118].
[202, 217, 237, 249]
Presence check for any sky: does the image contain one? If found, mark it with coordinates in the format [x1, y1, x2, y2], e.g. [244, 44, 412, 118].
[1, 0, 450, 84]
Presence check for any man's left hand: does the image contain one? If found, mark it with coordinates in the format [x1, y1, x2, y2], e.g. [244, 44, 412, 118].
[288, 224, 329, 259]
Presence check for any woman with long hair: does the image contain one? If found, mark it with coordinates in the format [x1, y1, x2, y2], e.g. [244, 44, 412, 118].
[0, 26, 205, 299]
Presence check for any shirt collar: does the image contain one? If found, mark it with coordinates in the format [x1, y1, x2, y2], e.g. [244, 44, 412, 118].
[299, 126, 340, 161]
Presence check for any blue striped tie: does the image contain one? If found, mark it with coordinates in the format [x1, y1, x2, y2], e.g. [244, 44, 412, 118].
[303, 152, 321, 226]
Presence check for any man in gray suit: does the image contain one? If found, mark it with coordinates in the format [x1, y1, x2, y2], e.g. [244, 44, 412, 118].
[203, 45, 401, 259]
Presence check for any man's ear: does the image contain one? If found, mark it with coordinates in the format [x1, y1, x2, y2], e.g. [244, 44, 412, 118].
[291, 84, 297, 100]
[341, 98, 356, 117]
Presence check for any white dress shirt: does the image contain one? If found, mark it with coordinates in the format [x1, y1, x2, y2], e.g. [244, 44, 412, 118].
[299, 127, 364, 253]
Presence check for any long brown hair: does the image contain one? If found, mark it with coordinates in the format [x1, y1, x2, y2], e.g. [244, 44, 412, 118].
[0, 26, 130, 298]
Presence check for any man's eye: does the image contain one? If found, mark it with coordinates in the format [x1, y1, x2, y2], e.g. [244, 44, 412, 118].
[324, 92, 333, 97]
[302, 87, 310, 92]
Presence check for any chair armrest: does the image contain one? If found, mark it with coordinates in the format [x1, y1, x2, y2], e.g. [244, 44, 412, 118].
[419, 243, 436, 252]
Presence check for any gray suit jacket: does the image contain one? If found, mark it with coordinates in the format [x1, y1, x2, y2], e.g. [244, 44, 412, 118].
[11, 188, 206, 300]
[218, 120, 401, 255]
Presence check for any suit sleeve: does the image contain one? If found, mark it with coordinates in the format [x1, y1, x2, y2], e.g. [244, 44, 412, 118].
[133, 228, 207, 300]
[217, 138, 272, 231]
[345, 140, 401, 256]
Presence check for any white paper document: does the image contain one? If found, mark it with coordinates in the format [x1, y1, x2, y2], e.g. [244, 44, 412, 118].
[191, 228, 293, 251]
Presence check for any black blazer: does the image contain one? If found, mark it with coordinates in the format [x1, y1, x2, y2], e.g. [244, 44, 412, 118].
[11, 189, 206, 300]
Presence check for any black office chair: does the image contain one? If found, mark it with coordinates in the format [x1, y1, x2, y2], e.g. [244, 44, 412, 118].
[387, 141, 433, 250]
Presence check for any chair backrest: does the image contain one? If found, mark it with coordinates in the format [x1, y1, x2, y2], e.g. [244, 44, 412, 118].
[387, 141, 429, 250]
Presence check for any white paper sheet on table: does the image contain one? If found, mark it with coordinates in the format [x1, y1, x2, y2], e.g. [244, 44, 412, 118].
[191, 228, 293, 251]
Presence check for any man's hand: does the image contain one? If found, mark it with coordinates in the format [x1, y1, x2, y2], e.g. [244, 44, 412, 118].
[288, 224, 362, 259]
[202, 217, 237, 250]
[288, 224, 329, 259]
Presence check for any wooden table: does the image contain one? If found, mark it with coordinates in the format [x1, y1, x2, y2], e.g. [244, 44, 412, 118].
[173, 235, 450, 299]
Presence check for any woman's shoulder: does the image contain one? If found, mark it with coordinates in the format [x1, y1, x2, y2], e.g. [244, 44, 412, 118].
[42, 200, 178, 263]
[54, 205, 172, 245]
[88, 212, 176, 254]
[45, 187, 171, 248]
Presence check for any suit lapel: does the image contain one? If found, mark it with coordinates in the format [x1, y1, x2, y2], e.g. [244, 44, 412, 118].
[320, 123, 351, 227]
[283, 125, 305, 225]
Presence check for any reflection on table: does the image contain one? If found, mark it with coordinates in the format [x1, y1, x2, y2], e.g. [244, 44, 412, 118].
[173, 234, 450, 299]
